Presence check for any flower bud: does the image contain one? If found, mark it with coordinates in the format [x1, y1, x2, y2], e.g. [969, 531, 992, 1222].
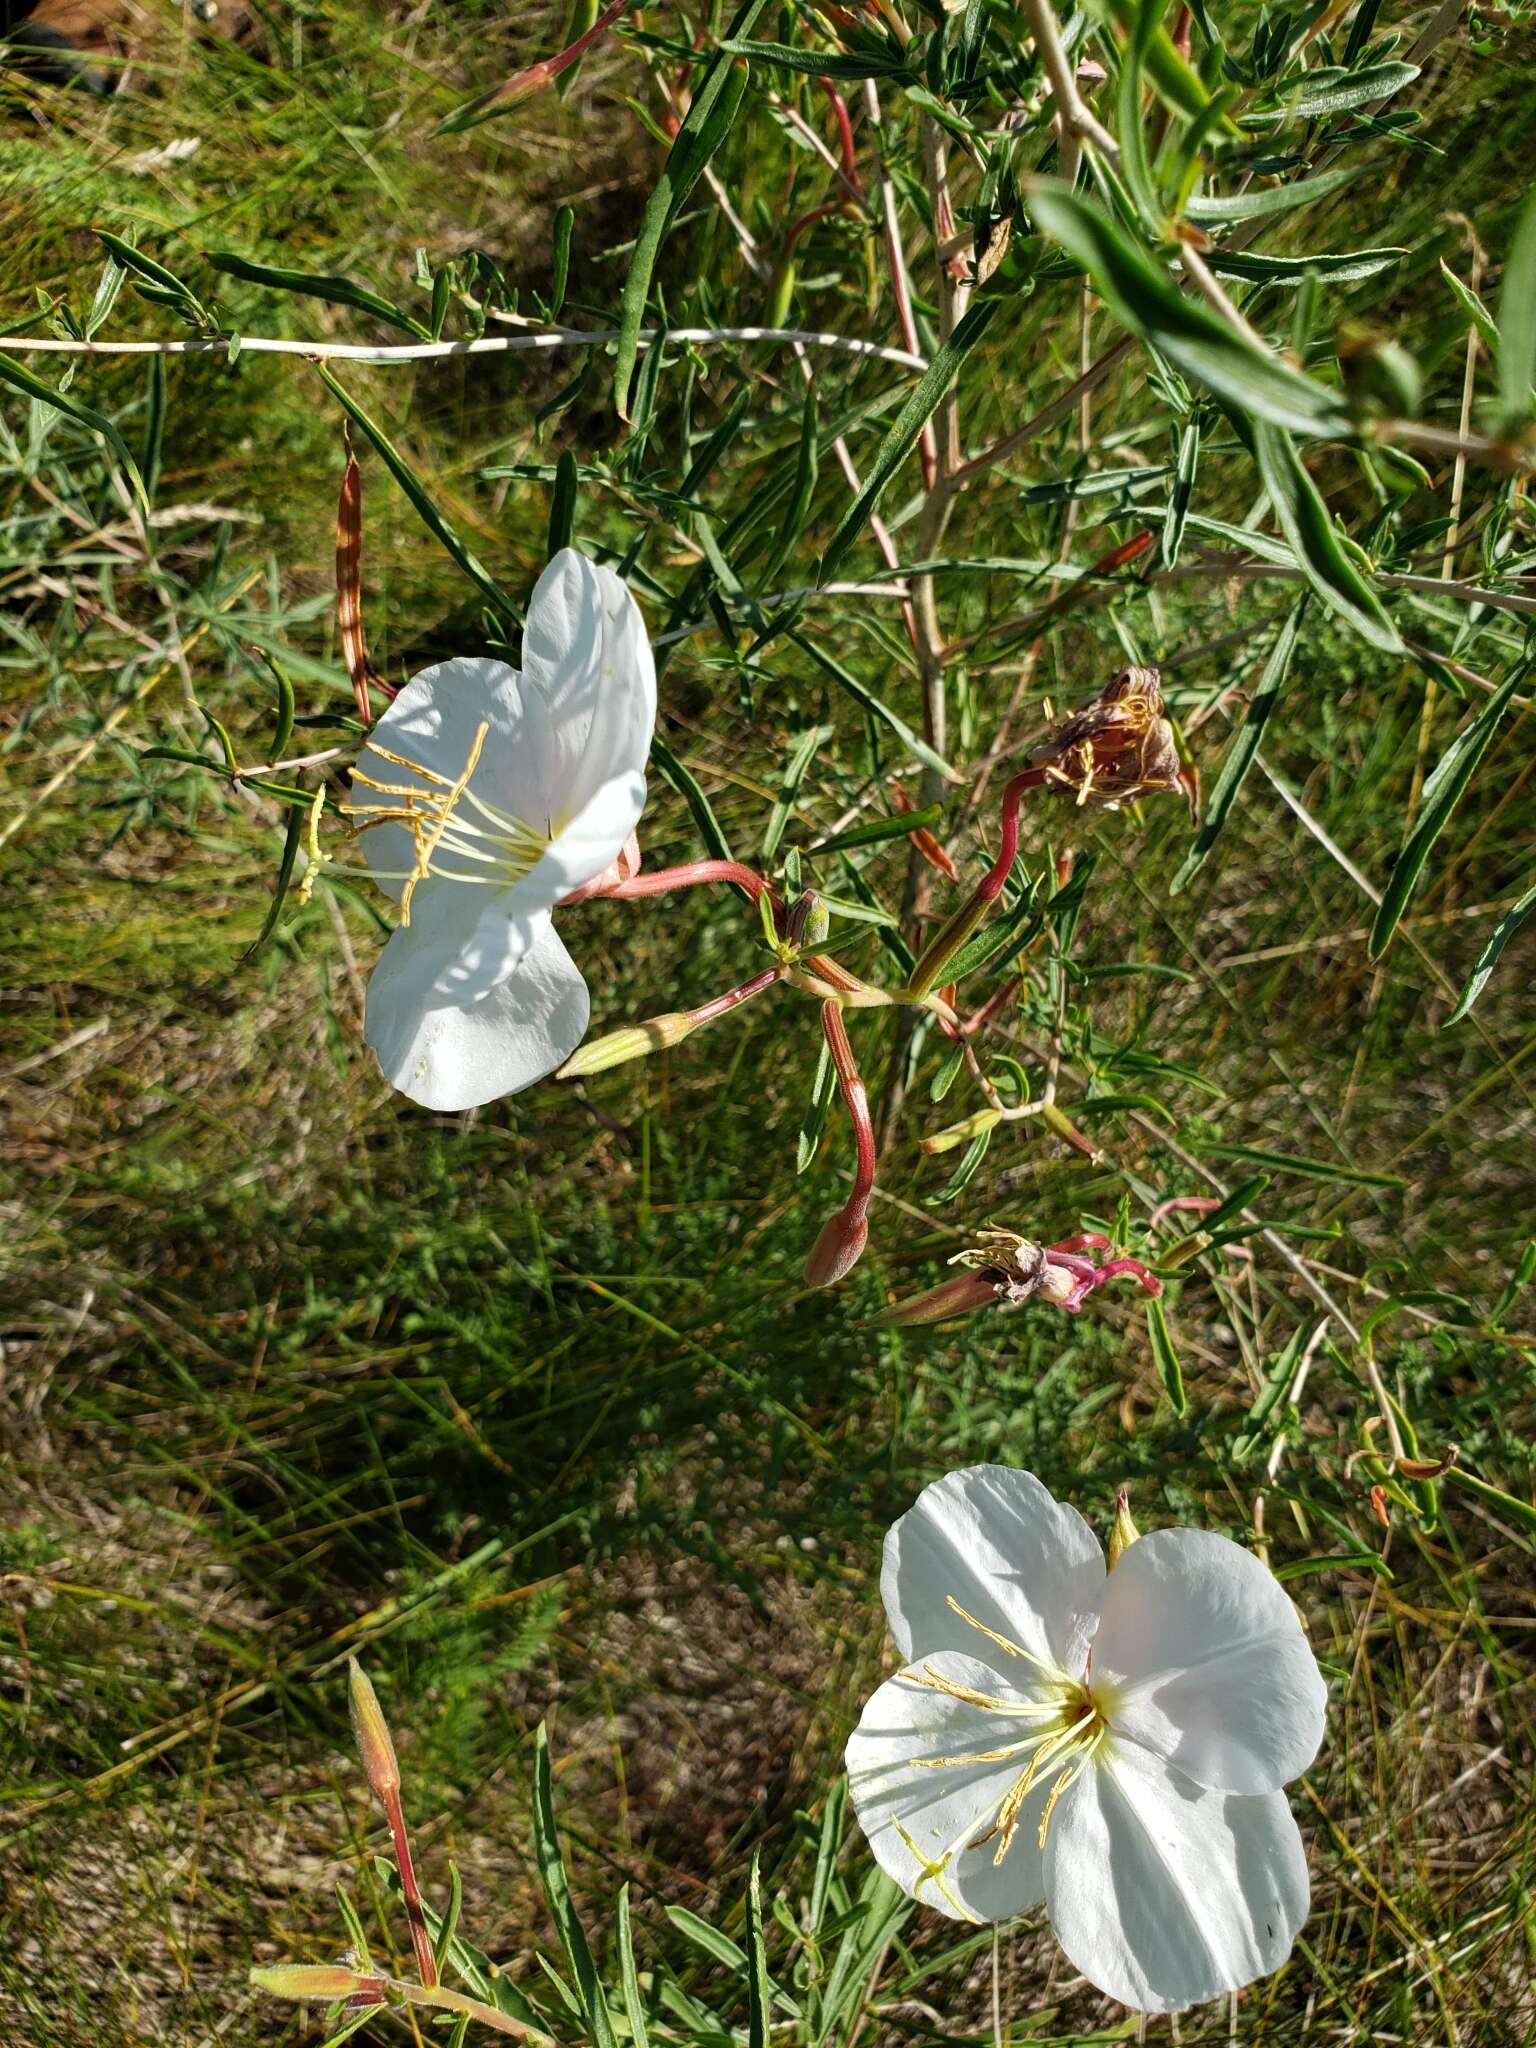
[251, 1965, 385, 2004]
[872, 1271, 1001, 1326]
[557, 1013, 697, 1078]
[1106, 1488, 1140, 1569]
[920, 1107, 1003, 1156]
[805, 1200, 869, 1289]
[348, 1657, 400, 1805]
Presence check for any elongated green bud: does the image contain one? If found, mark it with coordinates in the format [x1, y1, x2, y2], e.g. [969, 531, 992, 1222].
[251, 1965, 384, 2002]
[348, 1657, 400, 1803]
[557, 1013, 697, 1078]
[920, 1106, 1003, 1155]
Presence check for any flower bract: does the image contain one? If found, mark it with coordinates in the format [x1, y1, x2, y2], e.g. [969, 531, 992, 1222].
[845, 1465, 1327, 2012]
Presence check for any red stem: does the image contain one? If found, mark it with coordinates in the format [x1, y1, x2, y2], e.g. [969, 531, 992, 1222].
[603, 858, 773, 903]
[686, 965, 782, 1027]
[820, 80, 861, 191]
[822, 1002, 875, 1212]
[481, 0, 637, 109]
[383, 1786, 437, 1988]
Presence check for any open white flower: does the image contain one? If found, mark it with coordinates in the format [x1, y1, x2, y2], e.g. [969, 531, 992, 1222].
[845, 1465, 1327, 2014]
[344, 550, 655, 1110]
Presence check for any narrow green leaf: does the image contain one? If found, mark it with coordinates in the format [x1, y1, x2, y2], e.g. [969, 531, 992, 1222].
[208, 251, 429, 338]
[613, 1, 768, 419]
[808, 803, 942, 857]
[1147, 1296, 1186, 1415]
[761, 723, 832, 860]
[1245, 61, 1418, 124]
[746, 1856, 771, 2048]
[810, 1777, 846, 1934]
[242, 805, 307, 962]
[1440, 260, 1499, 353]
[1497, 190, 1536, 427]
[820, 300, 998, 582]
[789, 630, 956, 783]
[531, 1725, 617, 2048]
[550, 206, 574, 320]
[1171, 600, 1303, 892]
[723, 39, 909, 79]
[315, 366, 519, 624]
[1253, 422, 1400, 651]
[1442, 1464, 1536, 1538]
[1028, 183, 1348, 435]
[0, 350, 147, 509]
[431, 1863, 465, 1980]
[268, 660, 296, 765]
[548, 447, 579, 556]
[649, 733, 735, 861]
[615, 1887, 651, 2048]
[922, 1125, 992, 1205]
[1205, 247, 1404, 285]
[1445, 876, 1536, 1024]
[764, 382, 819, 581]
[1183, 164, 1363, 224]
[797, 1037, 836, 1174]
[1161, 419, 1200, 572]
[1195, 1141, 1402, 1188]
[1371, 663, 1530, 957]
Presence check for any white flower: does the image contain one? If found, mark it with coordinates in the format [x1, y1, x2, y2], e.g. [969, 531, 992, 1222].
[845, 1465, 1327, 2014]
[345, 549, 655, 1111]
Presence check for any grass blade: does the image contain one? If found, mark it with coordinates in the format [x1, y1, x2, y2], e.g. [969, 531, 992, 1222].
[820, 301, 997, 583]
[1497, 190, 1536, 427]
[0, 351, 147, 510]
[531, 1725, 617, 2048]
[315, 366, 519, 625]
[613, 0, 768, 420]
[1369, 662, 1529, 957]
[1171, 600, 1304, 892]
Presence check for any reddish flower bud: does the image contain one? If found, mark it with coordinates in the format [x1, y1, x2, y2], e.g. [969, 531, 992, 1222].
[805, 1199, 869, 1289]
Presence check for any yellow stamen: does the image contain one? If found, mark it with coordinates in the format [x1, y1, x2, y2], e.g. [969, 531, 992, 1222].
[339, 723, 550, 924]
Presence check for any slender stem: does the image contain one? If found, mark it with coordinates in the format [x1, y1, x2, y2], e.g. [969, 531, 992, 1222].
[686, 965, 783, 1027]
[906, 769, 1047, 996]
[602, 858, 773, 902]
[1021, 0, 1120, 161]
[822, 1002, 876, 1214]
[401, 1981, 552, 2041]
[381, 1786, 437, 1989]
[951, 338, 1134, 485]
[0, 325, 928, 372]
[453, 0, 638, 118]
[864, 80, 937, 493]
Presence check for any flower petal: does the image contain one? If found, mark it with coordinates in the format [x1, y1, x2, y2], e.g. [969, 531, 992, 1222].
[845, 1651, 1055, 1924]
[521, 549, 656, 818]
[881, 1466, 1105, 1680]
[365, 914, 589, 1110]
[1092, 1529, 1327, 1794]
[355, 657, 557, 901]
[1045, 1748, 1309, 2013]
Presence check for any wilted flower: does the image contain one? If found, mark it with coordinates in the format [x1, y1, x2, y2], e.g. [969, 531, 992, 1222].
[876, 1226, 1161, 1326]
[1029, 666, 1186, 812]
[846, 1466, 1327, 2012]
[344, 550, 655, 1110]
